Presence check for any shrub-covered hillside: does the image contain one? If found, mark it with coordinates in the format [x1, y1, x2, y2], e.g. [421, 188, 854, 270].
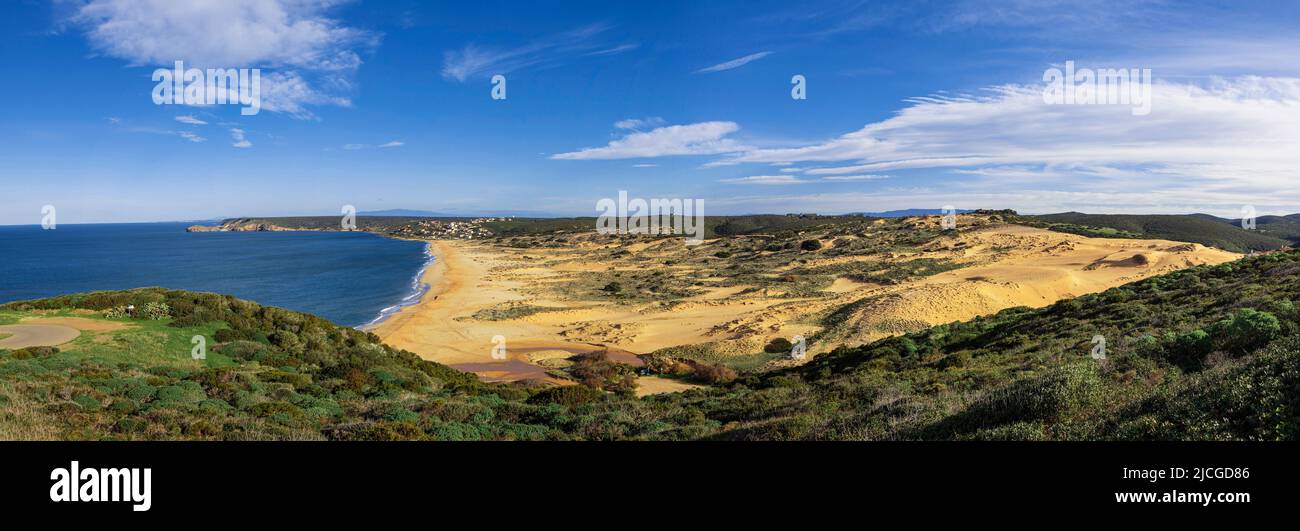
[678, 249, 1300, 440]
[1027, 212, 1291, 252]
[0, 289, 709, 440]
[3, 249, 1300, 440]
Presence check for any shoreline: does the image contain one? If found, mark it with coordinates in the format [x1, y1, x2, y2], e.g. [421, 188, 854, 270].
[358, 241, 437, 331]
[366, 239, 635, 383]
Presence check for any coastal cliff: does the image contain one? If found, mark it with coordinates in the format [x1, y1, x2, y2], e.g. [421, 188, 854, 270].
[187, 216, 503, 239]
[186, 218, 298, 232]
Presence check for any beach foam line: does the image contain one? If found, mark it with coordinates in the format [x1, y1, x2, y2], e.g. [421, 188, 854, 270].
[359, 242, 436, 330]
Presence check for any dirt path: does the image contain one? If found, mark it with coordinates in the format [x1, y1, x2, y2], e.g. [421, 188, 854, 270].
[0, 324, 80, 349]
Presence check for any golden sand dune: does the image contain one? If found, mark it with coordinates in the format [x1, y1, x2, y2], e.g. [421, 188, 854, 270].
[830, 226, 1237, 343]
[371, 222, 1239, 383]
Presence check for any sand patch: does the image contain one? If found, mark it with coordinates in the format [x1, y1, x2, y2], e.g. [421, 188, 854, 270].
[635, 375, 705, 397]
[0, 325, 80, 349]
[20, 316, 132, 332]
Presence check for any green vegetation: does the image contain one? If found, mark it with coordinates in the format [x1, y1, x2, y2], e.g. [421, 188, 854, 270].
[468, 302, 559, 321]
[1025, 212, 1290, 252]
[6, 249, 1300, 440]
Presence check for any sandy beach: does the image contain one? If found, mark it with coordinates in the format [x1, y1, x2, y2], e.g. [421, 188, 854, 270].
[371, 222, 1240, 385]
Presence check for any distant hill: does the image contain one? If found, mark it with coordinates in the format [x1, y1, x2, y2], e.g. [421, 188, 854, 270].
[360, 208, 559, 218]
[1028, 212, 1291, 252]
[358, 209, 456, 217]
[1219, 215, 1300, 245]
[851, 208, 977, 218]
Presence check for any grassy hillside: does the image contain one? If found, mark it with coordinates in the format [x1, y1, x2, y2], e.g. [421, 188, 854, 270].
[3, 249, 1300, 440]
[1027, 212, 1290, 252]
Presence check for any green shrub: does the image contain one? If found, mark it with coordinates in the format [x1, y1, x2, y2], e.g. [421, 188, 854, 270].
[1208, 309, 1281, 355]
[764, 337, 794, 353]
[528, 385, 604, 408]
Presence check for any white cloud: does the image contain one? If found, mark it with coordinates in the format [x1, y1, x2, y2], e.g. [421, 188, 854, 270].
[720, 175, 808, 185]
[378, 141, 405, 148]
[632, 163, 658, 168]
[73, 0, 370, 68]
[585, 43, 639, 57]
[230, 128, 252, 148]
[696, 51, 772, 73]
[71, 0, 373, 119]
[257, 71, 353, 119]
[176, 131, 206, 143]
[174, 115, 207, 125]
[708, 77, 1300, 211]
[821, 174, 890, 181]
[551, 121, 750, 160]
[614, 117, 666, 130]
[720, 174, 890, 185]
[442, 23, 633, 82]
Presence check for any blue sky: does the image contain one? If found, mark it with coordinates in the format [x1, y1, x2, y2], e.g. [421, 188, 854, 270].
[2, 0, 1300, 224]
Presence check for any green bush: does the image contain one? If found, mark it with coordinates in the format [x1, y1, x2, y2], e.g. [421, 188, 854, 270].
[1208, 309, 1281, 355]
[763, 337, 794, 353]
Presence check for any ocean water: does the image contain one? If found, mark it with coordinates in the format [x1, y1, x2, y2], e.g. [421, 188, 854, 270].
[0, 223, 432, 328]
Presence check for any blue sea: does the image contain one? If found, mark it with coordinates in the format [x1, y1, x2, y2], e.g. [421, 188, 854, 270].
[0, 223, 432, 328]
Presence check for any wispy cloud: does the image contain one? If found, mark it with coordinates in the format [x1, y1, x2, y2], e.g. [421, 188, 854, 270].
[551, 121, 750, 160]
[720, 174, 890, 185]
[614, 117, 666, 130]
[176, 131, 206, 143]
[720, 175, 806, 185]
[821, 174, 890, 181]
[707, 76, 1300, 212]
[342, 140, 405, 150]
[174, 115, 207, 126]
[696, 51, 772, 73]
[442, 23, 634, 82]
[230, 128, 252, 149]
[585, 43, 639, 57]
